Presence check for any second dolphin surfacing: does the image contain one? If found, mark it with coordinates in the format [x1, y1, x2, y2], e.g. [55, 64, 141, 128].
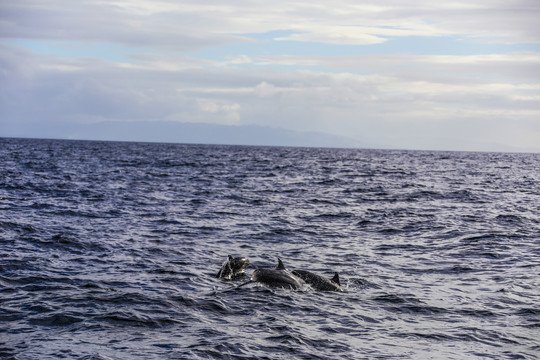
[241, 258, 303, 290]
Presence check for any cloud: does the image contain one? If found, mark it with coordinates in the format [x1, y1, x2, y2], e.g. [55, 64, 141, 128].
[274, 27, 387, 46]
[1, 1, 540, 152]
[254, 82, 287, 98]
[3, 42, 539, 151]
[254, 52, 540, 82]
[0, 1, 251, 51]
[2, 0, 540, 50]
[195, 98, 241, 124]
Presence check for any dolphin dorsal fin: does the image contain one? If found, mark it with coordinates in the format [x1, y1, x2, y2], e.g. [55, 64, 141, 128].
[228, 255, 234, 261]
[331, 272, 341, 286]
[276, 258, 286, 270]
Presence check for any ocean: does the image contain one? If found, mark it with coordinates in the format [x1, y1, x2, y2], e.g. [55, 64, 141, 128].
[1, 138, 539, 359]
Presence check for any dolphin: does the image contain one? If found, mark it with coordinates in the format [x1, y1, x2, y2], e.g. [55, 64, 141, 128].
[240, 258, 303, 290]
[216, 255, 251, 281]
[291, 270, 344, 292]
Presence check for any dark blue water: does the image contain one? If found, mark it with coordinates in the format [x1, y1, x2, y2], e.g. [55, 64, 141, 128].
[1, 138, 539, 360]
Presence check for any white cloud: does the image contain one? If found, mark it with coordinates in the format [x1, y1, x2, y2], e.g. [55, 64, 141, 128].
[196, 98, 241, 124]
[224, 55, 253, 65]
[254, 82, 289, 98]
[255, 52, 540, 83]
[275, 27, 387, 46]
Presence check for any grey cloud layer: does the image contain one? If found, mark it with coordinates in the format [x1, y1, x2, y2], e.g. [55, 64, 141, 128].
[0, 1, 249, 50]
[2, 44, 539, 151]
[2, 0, 540, 48]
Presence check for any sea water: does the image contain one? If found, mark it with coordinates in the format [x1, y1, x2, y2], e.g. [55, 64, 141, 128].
[1, 138, 539, 359]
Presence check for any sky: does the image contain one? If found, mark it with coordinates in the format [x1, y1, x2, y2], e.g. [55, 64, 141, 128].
[1, 0, 540, 152]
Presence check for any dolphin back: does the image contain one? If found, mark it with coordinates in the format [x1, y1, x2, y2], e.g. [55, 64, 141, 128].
[292, 270, 344, 292]
[251, 268, 303, 289]
[248, 259, 303, 289]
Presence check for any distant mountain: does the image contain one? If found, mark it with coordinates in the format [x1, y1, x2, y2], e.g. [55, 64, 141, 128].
[56, 121, 363, 148]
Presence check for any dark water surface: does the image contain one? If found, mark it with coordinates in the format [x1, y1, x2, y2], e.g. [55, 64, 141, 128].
[1, 138, 539, 359]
